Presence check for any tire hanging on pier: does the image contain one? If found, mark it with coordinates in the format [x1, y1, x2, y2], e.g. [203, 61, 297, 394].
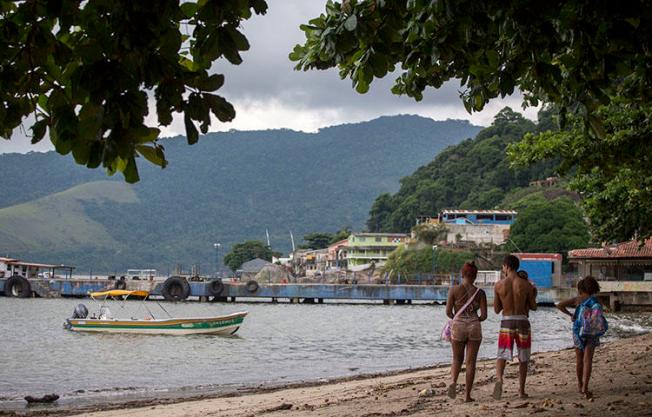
[207, 279, 224, 296]
[4, 275, 31, 298]
[245, 280, 259, 293]
[161, 276, 190, 301]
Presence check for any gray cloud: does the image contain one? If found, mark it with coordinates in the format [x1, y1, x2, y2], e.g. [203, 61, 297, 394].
[217, 1, 464, 111]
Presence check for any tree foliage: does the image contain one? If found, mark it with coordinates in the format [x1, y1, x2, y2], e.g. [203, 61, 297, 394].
[292, 1, 651, 133]
[293, 1, 652, 242]
[300, 232, 334, 250]
[383, 245, 475, 278]
[509, 101, 652, 242]
[508, 196, 590, 256]
[412, 223, 447, 245]
[0, 0, 267, 182]
[223, 240, 274, 272]
[300, 227, 352, 249]
[367, 108, 557, 232]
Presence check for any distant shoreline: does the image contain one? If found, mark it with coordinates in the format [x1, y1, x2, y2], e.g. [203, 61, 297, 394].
[4, 331, 650, 417]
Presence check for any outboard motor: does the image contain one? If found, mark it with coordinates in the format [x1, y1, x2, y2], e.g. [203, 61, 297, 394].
[72, 303, 88, 319]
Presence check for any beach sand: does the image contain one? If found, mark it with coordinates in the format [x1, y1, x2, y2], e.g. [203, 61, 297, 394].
[11, 333, 652, 417]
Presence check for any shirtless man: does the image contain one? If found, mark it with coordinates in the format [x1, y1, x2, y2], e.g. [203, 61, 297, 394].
[493, 255, 537, 400]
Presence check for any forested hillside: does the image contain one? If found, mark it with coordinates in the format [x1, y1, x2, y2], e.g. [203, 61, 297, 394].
[0, 115, 481, 273]
[367, 108, 559, 232]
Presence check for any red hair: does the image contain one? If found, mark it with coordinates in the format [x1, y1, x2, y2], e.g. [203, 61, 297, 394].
[461, 261, 478, 280]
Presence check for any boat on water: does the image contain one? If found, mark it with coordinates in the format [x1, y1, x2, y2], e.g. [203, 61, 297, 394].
[64, 290, 247, 335]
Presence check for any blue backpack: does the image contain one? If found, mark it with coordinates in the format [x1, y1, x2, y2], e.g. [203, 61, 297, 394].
[578, 297, 608, 337]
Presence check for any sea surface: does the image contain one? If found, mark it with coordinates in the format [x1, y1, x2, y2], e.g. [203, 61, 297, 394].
[0, 298, 649, 411]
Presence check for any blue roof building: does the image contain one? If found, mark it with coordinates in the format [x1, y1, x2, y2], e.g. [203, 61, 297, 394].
[438, 210, 517, 226]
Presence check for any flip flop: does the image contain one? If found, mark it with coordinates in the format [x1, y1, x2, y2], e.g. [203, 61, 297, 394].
[447, 383, 456, 399]
[492, 381, 503, 400]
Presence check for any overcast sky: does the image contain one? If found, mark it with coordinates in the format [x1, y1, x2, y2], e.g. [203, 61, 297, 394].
[1, 0, 537, 154]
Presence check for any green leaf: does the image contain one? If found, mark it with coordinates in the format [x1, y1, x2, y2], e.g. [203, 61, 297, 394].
[184, 113, 199, 144]
[288, 45, 305, 62]
[71, 141, 90, 164]
[197, 73, 225, 92]
[180, 2, 197, 18]
[355, 80, 370, 94]
[205, 94, 236, 122]
[31, 120, 48, 144]
[37, 94, 49, 113]
[225, 26, 250, 51]
[136, 145, 168, 168]
[87, 141, 103, 168]
[123, 157, 140, 184]
[78, 102, 103, 137]
[134, 127, 161, 144]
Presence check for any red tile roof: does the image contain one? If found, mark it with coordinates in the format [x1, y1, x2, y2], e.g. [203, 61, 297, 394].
[568, 239, 652, 259]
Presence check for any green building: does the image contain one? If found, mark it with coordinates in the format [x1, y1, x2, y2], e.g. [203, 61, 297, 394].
[346, 233, 409, 270]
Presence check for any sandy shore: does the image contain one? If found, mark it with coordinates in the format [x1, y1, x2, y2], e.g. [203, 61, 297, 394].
[8, 333, 652, 417]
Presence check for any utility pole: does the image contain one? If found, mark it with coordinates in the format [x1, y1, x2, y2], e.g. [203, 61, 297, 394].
[213, 242, 221, 277]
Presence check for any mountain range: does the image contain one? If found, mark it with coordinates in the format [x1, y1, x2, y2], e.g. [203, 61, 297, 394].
[0, 115, 481, 274]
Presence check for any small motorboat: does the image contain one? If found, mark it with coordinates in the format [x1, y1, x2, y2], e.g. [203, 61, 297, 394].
[64, 290, 247, 335]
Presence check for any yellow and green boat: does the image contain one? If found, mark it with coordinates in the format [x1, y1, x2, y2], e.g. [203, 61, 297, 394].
[64, 290, 247, 335]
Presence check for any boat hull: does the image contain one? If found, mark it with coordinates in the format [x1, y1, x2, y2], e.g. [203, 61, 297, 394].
[65, 312, 247, 335]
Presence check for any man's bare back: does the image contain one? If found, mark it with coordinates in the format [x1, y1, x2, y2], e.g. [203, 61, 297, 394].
[494, 272, 537, 316]
[493, 256, 537, 400]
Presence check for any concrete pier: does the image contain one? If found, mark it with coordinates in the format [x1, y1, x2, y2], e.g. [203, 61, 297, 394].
[0, 277, 589, 306]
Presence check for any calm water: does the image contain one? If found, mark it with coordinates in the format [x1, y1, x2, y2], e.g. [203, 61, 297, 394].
[0, 298, 649, 410]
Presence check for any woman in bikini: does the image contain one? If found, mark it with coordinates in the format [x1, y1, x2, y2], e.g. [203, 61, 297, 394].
[556, 276, 605, 398]
[445, 261, 488, 402]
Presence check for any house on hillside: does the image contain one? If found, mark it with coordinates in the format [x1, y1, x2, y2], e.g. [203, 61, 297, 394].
[416, 209, 517, 246]
[346, 233, 409, 271]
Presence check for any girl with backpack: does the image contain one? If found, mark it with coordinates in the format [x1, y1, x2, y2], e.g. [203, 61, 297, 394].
[556, 276, 608, 398]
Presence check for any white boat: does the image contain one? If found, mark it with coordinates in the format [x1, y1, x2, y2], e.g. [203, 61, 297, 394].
[64, 290, 247, 335]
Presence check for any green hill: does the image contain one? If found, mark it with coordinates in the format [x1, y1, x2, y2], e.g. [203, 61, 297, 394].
[0, 115, 481, 273]
[367, 107, 592, 261]
[366, 107, 560, 232]
[0, 181, 136, 259]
